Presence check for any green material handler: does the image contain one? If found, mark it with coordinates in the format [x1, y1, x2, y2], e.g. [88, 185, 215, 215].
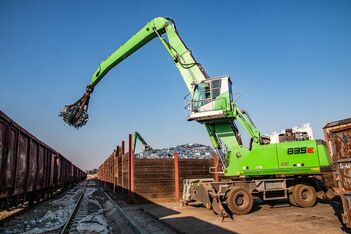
[60, 17, 332, 218]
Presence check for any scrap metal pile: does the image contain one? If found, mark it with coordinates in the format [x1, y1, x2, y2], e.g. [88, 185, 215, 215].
[135, 143, 214, 159]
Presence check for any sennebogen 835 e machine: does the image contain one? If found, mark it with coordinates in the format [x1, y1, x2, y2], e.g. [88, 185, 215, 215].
[60, 17, 332, 218]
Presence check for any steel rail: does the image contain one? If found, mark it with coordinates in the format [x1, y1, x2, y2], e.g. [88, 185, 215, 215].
[59, 182, 88, 234]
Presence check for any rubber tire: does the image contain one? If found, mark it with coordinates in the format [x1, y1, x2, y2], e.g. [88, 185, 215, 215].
[288, 186, 298, 206]
[292, 184, 317, 208]
[227, 186, 253, 215]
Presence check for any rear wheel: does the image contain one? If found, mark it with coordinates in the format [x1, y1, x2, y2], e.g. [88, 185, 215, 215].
[292, 184, 316, 208]
[227, 186, 253, 215]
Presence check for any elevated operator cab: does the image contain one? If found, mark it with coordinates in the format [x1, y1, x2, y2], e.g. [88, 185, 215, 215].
[186, 76, 233, 122]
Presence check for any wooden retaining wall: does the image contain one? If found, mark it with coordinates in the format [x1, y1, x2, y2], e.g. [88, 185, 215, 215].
[97, 134, 219, 203]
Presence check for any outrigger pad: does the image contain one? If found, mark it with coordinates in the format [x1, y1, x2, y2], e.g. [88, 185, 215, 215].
[197, 182, 229, 220]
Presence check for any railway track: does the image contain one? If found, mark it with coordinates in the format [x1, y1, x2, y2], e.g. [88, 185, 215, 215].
[59, 182, 88, 233]
[57, 180, 136, 233]
[0, 186, 71, 226]
[1, 180, 175, 233]
[0, 183, 86, 233]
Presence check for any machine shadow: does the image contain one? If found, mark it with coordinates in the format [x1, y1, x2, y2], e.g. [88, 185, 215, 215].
[98, 180, 236, 234]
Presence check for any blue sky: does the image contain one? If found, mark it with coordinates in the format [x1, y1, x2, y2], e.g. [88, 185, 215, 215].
[1, 0, 350, 170]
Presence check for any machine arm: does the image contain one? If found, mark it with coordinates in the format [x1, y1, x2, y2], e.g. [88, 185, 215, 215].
[89, 17, 208, 90]
[59, 16, 266, 177]
[234, 107, 261, 145]
[133, 131, 152, 152]
[60, 17, 208, 128]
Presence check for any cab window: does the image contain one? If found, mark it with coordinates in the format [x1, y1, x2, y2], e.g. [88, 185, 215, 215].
[211, 80, 221, 99]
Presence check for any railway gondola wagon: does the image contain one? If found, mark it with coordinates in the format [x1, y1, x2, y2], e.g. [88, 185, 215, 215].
[0, 111, 86, 210]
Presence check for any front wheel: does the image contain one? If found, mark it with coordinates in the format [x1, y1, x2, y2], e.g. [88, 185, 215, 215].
[227, 186, 253, 215]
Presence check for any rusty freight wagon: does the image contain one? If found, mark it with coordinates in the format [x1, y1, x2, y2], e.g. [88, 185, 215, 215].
[324, 118, 351, 227]
[0, 111, 86, 210]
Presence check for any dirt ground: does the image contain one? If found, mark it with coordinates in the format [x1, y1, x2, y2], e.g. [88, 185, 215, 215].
[136, 200, 348, 234]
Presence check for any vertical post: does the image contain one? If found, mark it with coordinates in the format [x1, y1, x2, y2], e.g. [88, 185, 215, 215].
[110, 154, 112, 186]
[213, 152, 219, 182]
[116, 146, 120, 193]
[121, 140, 125, 190]
[174, 152, 179, 201]
[128, 133, 134, 204]
[104, 160, 106, 187]
[113, 150, 116, 193]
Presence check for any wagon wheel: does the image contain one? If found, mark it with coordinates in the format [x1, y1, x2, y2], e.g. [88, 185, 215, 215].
[227, 186, 253, 215]
[292, 184, 317, 208]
